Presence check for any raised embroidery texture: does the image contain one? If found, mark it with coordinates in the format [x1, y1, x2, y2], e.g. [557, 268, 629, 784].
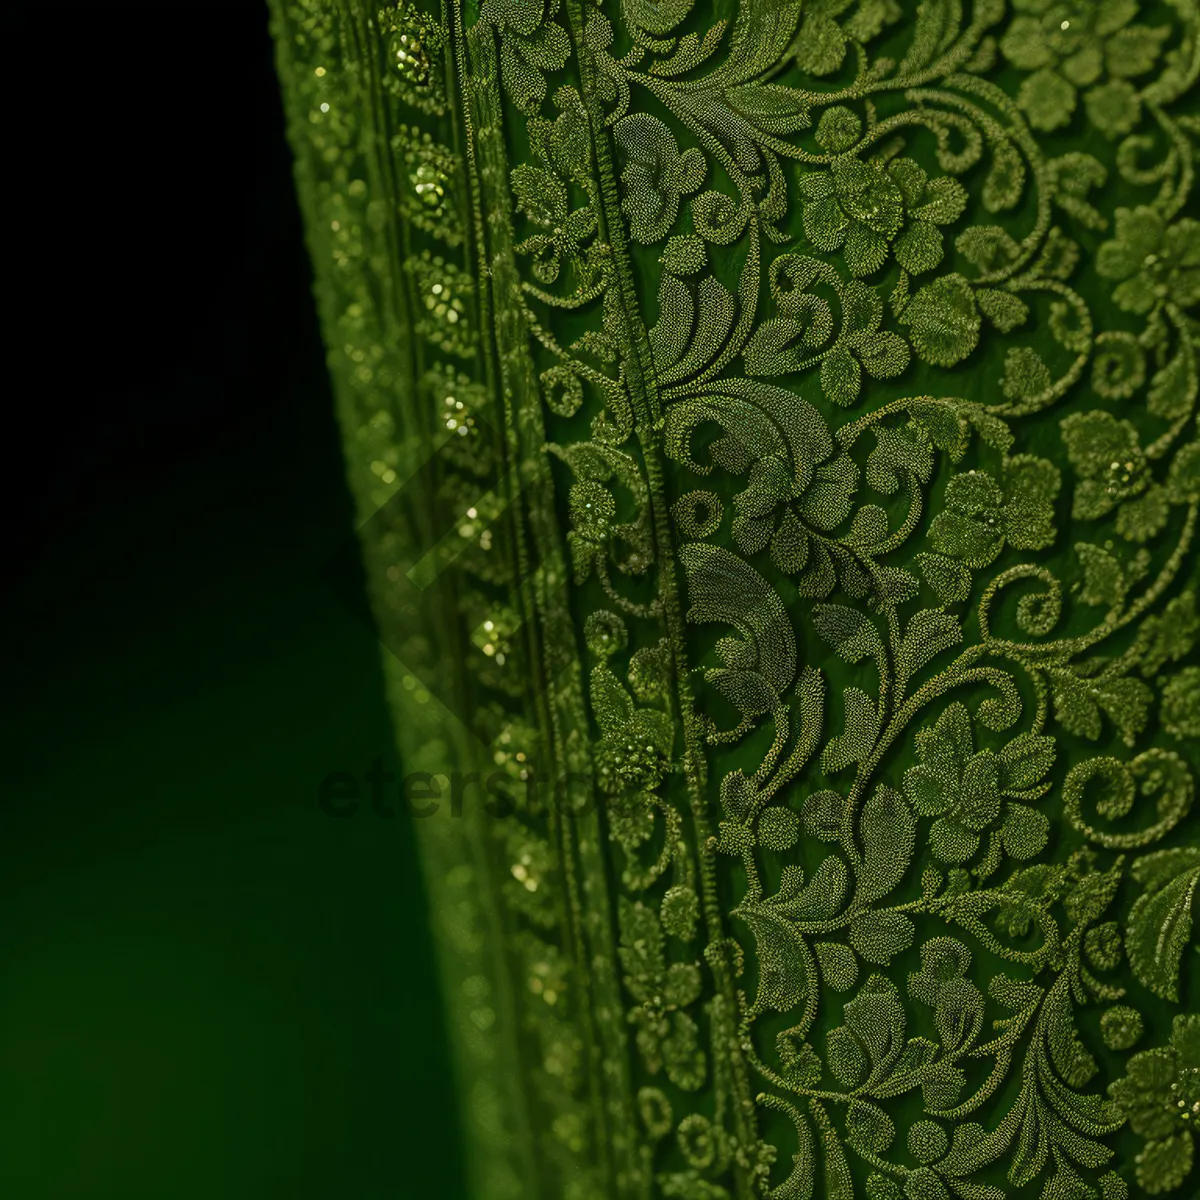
[270, 1, 1200, 1196]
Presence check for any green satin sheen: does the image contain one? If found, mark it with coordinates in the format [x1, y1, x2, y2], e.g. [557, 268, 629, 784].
[270, 2, 1200, 1198]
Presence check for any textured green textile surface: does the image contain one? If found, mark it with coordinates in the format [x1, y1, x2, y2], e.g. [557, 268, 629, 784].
[269, 2, 1200, 1198]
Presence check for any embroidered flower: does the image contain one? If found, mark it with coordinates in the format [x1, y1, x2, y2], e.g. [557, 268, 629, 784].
[1109, 1014, 1200, 1195]
[1000, 1, 1170, 136]
[590, 663, 673, 794]
[799, 147, 966, 278]
[730, 451, 858, 574]
[927, 457, 1060, 567]
[800, 157, 900, 277]
[886, 159, 970, 273]
[1060, 410, 1169, 542]
[1096, 207, 1200, 314]
[791, 2, 903, 77]
[903, 704, 1052, 864]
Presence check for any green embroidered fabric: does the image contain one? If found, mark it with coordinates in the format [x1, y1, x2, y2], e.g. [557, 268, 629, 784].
[269, 2, 1200, 1197]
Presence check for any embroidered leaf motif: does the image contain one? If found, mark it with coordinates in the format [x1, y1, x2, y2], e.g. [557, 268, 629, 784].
[1000, 347, 1050, 402]
[813, 604, 883, 665]
[725, 82, 811, 135]
[681, 542, 796, 715]
[826, 1024, 867, 1087]
[854, 331, 909, 380]
[1049, 664, 1152, 746]
[819, 347, 861, 406]
[660, 234, 706, 276]
[896, 610, 962, 689]
[1127, 849, 1200, 1001]
[850, 910, 916, 966]
[815, 942, 859, 993]
[867, 424, 933, 494]
[737, 905, 807, 1013]
[846, 1098, 894, 1156]
[996, 732, 1055, 795]
[803, 790, 844, 842]
[510, 163, 567, 227]
[976, 288, 1028, 332]
[623, 0, 693, 38]
[844, 975, 907, 1079]
[758, 804, 800, 851]
[858, 786, 917, 904]
[486, 3, 571, 112]
[822, 687, 879, 773]
[917, 552, 972, 604]
[773, 856, 849, 924]
[745, 317, 825, 377]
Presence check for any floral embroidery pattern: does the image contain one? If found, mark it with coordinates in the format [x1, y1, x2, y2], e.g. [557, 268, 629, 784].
[271, 1, 1200, 1197]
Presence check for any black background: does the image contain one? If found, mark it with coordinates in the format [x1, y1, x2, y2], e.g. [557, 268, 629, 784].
[3, 3, 465, 1196]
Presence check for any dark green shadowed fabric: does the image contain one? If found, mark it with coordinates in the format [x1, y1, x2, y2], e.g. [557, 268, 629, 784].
[269, 2, 1200, 1198]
